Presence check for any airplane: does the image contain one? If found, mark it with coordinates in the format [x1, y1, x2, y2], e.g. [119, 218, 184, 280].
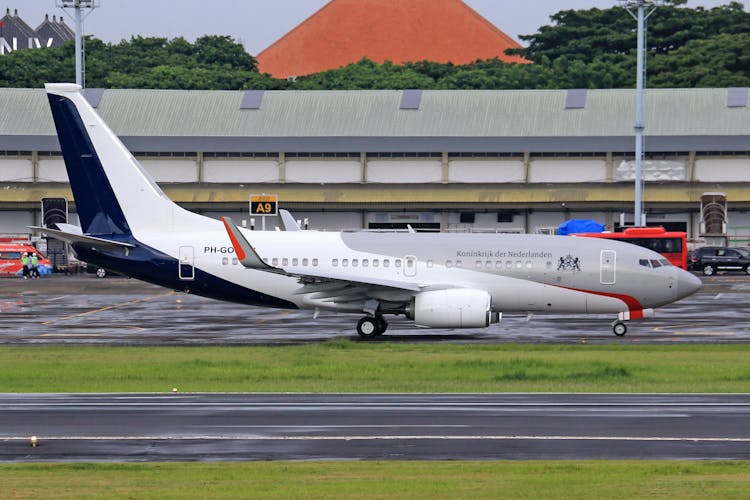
[38, 83, 702, 338]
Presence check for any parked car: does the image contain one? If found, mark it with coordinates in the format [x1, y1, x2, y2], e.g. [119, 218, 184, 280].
[84, 264, 124, 278]
[691, 246, 750, 275]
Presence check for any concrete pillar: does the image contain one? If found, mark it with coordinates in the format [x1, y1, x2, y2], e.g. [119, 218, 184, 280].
[605, 152, 614, 181]
[31, 150, 38, 182]
[523, 152, 531, 183]
[442, 152, 449, 184]
[196, 152, 204, 183]
[278, 152, 286, 183]
[360, 152, 367, 183]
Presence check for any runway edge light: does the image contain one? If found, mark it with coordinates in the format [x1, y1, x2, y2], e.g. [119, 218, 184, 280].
[30, 436, 38, 447]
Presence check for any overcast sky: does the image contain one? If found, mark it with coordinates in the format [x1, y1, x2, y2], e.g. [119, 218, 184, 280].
[17, 0, 744, 54]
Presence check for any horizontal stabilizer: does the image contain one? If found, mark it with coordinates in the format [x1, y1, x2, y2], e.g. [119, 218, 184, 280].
[28, 226, 135, 251]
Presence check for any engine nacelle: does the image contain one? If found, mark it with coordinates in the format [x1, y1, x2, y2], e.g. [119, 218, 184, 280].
[407, 289, 495, 328]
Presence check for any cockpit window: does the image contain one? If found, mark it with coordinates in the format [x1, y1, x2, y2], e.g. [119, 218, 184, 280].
[659, 259, 671, 266]
[639, 259, 650, 268]
[650, 259, 661, 268]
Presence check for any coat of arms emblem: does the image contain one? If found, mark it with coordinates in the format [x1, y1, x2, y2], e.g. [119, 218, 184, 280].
[557, 254, 581, 271]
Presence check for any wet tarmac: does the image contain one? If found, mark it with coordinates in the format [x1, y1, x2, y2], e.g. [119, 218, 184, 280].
[3, 393, 750, 461]
[1, 273, 749, 345]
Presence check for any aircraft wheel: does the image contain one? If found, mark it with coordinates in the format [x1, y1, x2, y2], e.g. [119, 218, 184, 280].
[356, 317, 380, 339]
[613, 322, 627, 336]
[95, 267, 107, 278]
[376, 316, 388, 335]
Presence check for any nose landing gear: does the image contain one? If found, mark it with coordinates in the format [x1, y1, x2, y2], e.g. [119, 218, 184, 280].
[612, 322, 627, 336]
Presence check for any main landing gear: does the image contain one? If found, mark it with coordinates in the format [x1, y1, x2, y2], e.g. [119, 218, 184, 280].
[612, 322, 627, 336]
[356, 315, 388, 339]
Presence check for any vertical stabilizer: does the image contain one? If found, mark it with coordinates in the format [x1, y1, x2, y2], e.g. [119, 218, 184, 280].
[45, 83, 209, 236]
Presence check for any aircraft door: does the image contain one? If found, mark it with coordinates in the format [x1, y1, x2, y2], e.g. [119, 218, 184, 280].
[179, 246, 195, 280]
[600, 250, 616, 285]
[404, 255, 417, 277]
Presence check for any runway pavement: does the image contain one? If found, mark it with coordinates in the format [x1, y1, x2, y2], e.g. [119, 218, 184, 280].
[0, 273, 749, 344]
[2, 393, 749, 461]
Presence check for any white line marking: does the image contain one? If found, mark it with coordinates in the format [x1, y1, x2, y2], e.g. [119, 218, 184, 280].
[191, 425, 470, 429]
[2, 435, 750, 442]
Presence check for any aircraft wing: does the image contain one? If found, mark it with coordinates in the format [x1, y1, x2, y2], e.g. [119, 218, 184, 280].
[28, 226, 135, 251]
[221, 217, 421, 293]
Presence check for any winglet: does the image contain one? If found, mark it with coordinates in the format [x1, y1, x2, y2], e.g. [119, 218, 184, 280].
[221, 217, 276, 270]
[279, 209, 301, 231]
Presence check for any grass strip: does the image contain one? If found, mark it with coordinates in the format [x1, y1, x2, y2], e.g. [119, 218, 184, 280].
[1, 342, 749, 393]
[2, 461, 750, 499]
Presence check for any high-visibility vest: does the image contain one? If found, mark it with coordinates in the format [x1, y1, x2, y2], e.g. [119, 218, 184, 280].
[21, 256, 29, 266]
[30, 255, 38, 266]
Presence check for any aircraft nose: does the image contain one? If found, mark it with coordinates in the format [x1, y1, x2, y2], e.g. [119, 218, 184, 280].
[675, 269, 702, 299]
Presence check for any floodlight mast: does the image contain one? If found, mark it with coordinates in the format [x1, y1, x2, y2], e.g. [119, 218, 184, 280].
[619, 0, 662, 227]
[56, 0, 100, 87]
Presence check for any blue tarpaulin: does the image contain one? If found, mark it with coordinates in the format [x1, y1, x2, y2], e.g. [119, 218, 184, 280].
[557, 219, 605, 235]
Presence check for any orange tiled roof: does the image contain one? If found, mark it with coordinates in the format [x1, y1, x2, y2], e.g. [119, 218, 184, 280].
[256, 0, 527, 78]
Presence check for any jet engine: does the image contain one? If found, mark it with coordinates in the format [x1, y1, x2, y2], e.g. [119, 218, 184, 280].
[406, 289, 496, 328]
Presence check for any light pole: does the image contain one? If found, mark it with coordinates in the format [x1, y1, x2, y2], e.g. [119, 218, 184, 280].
[618, 0, 662, 227]
[56, 0, 100, 88]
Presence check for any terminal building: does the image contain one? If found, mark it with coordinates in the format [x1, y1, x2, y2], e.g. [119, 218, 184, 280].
[1, 86, 749, 243]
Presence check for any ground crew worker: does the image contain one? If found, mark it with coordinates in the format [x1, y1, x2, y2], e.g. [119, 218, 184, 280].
[21, 253, 30, 279]
[30, 252, 39, 279]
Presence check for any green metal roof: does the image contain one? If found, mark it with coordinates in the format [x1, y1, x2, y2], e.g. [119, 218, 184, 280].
[1, 87, 748, 152]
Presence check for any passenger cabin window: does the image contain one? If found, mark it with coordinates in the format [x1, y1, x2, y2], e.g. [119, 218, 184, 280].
[384, 260, 390, 268]
[427, 260, 434, 268]
[363, 259, 369, 267]
[456, 260, 463, 268]
[292, 258, 298, 266]
[342, 259, 349, 267]
[302, 258, 309, 266]
[282, 258, 289, 266]
[332, 258, 339, 267]
[272, 258, 279, 266]
[312, 258, 319, 267]
[352, 259, 358, 267]
[373, 259, 379, 267]
[475, 260, 482, 268]
[395, 259, 402, 268]
[222, 257, 228, 265]
[232, 258, 238, 265]
[446, 260, 453, 268]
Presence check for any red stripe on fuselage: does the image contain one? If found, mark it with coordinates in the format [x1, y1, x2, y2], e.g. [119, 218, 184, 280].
[555, 284, 644, 317]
